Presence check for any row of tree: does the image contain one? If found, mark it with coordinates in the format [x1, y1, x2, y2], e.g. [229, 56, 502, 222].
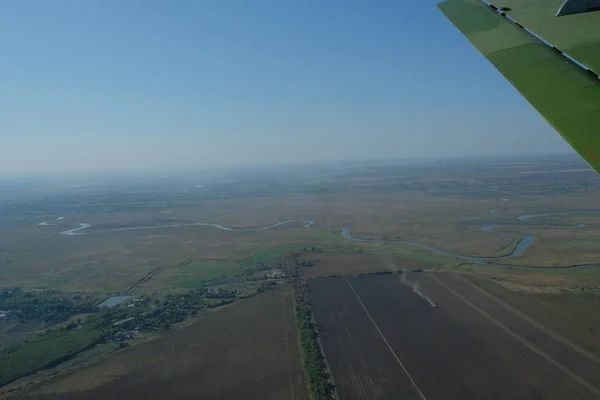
[292, 261, 334, 400]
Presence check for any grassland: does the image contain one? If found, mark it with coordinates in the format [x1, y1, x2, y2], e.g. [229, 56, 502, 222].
[554, 240, 600, 249]
[3, 155, 600, 395]
[491, 217, 600, 268]
[463, 274, 600, 358]
[162, 262, 243, 288]
[0, 252, 29, 265]
[455, 263, 600, 294]
[0, 328, 105, 387]
[3, 155, 600, 295]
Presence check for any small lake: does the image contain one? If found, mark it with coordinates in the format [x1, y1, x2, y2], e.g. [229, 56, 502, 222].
[97, 295, 134, 308]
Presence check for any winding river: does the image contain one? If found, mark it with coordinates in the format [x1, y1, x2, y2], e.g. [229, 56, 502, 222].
[59, 220, 314, 236]
[47, 212, 600, 269]
[38, 216, 64, 226]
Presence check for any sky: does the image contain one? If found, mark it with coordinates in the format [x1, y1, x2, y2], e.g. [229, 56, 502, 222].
[1, 0, 573, 173]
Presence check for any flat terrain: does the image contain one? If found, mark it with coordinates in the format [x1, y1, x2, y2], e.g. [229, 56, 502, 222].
[308, 274, 600, 399]
[4, 155, 600, 394]
[463, 274, 600, 357]
[4, 156, 600, 294]
[9, 285, 308, 400]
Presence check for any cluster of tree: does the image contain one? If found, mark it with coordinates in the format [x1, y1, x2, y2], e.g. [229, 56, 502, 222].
[204, 288, 237, 298]
[0, 288, 96, 324]
[0, 327, 104, 387]
[86, 287, 242, 332]
[301, 247, 323, 252]
[235, 282, 276, 299]
[358, 271, 393, 276]
[297, 258, 320, 267]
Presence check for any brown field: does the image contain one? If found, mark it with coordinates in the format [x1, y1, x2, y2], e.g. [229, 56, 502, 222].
[447, 273, 600, 358]
[8, 285, 308, 400]
[455, 263, 600, 294]
[302, 252, 438, 279]
[308, 273, 600, 399]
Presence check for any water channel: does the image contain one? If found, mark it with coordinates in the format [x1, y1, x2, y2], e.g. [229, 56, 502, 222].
[46, 212, 600, 269]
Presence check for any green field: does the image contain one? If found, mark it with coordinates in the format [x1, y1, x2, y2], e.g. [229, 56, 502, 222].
[54, 342, 119, 369]
[552, 240, 600, 249]
[0, 328, 104, 387]
[165, 262, 243, 288]
[0, 251, 29, 264]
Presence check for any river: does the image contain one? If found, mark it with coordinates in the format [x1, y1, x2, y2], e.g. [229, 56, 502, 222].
[48, 212, 600, 269]
[59, 220, 312, 235]
[38, 216, 65, 226]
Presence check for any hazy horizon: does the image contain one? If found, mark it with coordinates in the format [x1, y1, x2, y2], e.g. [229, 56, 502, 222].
[2, 0, 574, 174]
[0, 152, 586, 180]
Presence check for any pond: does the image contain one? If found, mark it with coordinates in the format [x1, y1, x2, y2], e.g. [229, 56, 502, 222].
[97, 295, 135, 308]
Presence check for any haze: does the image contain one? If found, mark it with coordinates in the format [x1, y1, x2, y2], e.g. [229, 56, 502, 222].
[1, 0, 572, 174]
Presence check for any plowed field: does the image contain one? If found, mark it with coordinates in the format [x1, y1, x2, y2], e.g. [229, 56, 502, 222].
[308, 274, 600, 400]
[9, 285, 308, 400]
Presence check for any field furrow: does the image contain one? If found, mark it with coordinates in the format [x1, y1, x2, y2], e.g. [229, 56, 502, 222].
[309, 274, 599, 400]
[308, 277, 423, 400]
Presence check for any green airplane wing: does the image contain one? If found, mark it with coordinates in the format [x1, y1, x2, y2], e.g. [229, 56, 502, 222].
[437, 0, 600, 173]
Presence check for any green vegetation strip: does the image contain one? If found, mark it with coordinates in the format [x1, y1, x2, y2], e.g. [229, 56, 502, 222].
[295, 303, 334, 400]
[0, 328, 104, 387]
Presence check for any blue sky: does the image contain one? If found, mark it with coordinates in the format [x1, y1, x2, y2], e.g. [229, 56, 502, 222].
[1, 0, 572, 173]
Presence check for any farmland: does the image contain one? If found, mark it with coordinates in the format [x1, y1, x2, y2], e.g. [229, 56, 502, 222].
[3, 154, 600, 396]
[308, 274, 600, 399]
[8, 285, 308, 400]
[301, 252, 437, 279]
